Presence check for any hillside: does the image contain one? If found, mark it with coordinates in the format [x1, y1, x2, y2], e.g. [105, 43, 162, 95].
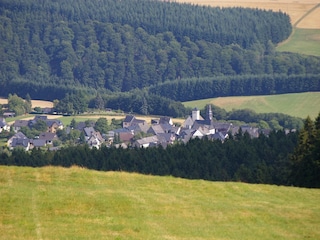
[3, 0, 320, 101]
[1, 166, 319, 239]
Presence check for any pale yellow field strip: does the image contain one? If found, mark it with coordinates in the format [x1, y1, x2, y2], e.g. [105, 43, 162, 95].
[0, 98, 53, 108]
[296, 6, 320, 29]
[176, 0, 320, 28]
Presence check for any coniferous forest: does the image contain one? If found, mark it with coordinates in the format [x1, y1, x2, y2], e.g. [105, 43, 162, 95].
[1, 0, 319, 101]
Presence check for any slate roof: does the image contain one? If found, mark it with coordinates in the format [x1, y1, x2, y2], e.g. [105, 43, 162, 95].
[11, 138, 29, 148]
[119, 132, 134, 142]
[209, 132, 227, 141]
[39, 132, 57, 141]
[83, 127, 96, 137]
[0, 118, 6, 127]
[46, 119, 63, 127]
[13, 120, 30, 128]
[30, 139, 46, 147]
[136, 135, 159, 146]
[123, 115, 146, 127]
[13, 132, 27, 139]
[148, 125, 165, 135]
[159, 116, 173, 125]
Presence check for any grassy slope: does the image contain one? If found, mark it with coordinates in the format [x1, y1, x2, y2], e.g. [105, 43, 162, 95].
[1, 166, 320, 240]
[183, 92, 320, 119]
[277, 28, 320, 56]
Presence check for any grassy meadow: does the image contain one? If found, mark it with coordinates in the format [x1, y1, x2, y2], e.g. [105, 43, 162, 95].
[0, 166, 319, 240]
[277, 28, 320, 56]
[183, 92, 320, 120]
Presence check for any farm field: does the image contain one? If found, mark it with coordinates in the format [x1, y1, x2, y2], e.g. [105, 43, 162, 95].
[1, 165, 319, 240]
[183, 92, 320, 119]
[0, 98, 53, 109]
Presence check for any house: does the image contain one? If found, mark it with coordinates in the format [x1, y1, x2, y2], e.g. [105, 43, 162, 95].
[208, 132, 228, 142]
[7, 132, 28, 148]
[127, 122, 150, 134]
[2, 112, 15, 118]
[83, 127, 104, 148]
[13, 120, 30, 133]
[29, 139, 46, 149]
[30, 116, 64, 133]
[157, 133, 176, 145]
[49, 119, 63, 131]
[230, 125, 259, 138]
[122, 115, 146, 128]
[213, 122, 233, 134]
[0, 118, 10, 133]
[182, 106, 214, 129]
[41, 107, 53, 114]
[147, 123, 176, 135]
[39, 132, 58, 145]
[147, 124, 165, 135]
[75, 121, 95, 131]
[133, 135, 159, 148]
[10, 138, 30, 151]
[159, 116, 173, 126]
[119, 132, 134, 143]
[83, 127, 95, 139]
[87, 135, 103, 149]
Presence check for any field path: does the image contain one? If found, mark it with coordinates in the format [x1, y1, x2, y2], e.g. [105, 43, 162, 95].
[294, 3, 320, 27]
[32, 172, 43, 240]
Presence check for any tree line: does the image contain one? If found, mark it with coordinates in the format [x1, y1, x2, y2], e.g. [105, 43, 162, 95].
[1, 113, 319, 188]
[149, 74, 320, 101]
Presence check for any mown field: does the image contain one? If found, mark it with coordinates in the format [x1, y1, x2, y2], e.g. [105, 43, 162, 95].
[183, 92, 320, 120]
[0, 166, 319, 240]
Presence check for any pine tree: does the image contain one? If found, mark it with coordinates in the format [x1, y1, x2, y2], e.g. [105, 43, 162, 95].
[290, 115, 320, 188]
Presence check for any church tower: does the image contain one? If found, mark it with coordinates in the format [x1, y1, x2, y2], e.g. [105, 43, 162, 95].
[206, 104, 213, 122]
[192, 108, 200, 120]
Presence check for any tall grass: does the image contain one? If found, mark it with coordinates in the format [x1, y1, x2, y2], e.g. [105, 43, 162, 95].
[1, 166, 319, 240]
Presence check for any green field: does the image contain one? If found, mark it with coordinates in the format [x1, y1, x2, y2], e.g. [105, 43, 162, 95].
[183, 92, 320, 119]
[0, 166, 319, 240]
[277, 28, 320, 56]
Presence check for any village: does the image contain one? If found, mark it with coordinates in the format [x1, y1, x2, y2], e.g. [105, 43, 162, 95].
[1, 105, 269, 151]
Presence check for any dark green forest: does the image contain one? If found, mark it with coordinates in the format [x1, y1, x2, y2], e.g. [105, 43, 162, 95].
[1, 0, 319, 102]
[1, 114, 319, 188]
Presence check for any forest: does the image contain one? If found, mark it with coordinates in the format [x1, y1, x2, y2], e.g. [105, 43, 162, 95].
[1, 113, 319, 188]
[1, 0, 319, 102]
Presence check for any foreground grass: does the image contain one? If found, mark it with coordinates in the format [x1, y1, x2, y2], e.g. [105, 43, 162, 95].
[183, 92, 320, 119]
[277, 28, 320, 56]
[1, 166, 319, 240]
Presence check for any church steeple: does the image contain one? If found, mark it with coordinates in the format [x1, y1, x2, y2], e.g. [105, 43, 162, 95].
[206, 104, 213, 122]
